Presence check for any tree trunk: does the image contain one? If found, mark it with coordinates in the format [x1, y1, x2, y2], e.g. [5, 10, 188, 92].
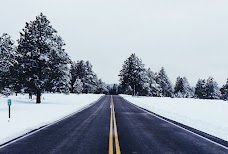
[29, 93, 32, 99]
[36, 91, 41, 104]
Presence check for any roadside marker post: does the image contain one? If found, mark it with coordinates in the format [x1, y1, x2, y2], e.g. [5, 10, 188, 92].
[8, 99, 11, 118]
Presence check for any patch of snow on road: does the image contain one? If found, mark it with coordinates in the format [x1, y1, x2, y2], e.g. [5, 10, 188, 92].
[121, 95, 228, 141]
[0, 93, 103, 145]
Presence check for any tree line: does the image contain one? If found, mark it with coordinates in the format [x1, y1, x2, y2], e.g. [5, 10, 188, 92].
[0, 13, 107, 103]
[117, 53, 228, 100]
[1, 13, 227, 103]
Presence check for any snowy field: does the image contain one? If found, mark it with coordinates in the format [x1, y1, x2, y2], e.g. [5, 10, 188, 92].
[121, 95, 228, 142]
[0, 93, 103, 145]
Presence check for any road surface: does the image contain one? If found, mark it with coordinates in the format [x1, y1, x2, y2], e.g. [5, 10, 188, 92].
[0, 95, 227, 154]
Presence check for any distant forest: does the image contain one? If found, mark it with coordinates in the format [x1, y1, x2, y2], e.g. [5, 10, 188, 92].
[110, 53, 228, 101]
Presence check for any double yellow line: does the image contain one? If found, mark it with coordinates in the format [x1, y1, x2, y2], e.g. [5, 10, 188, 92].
[109, 96, 121, 154]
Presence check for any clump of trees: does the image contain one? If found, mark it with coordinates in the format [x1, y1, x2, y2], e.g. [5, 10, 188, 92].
[119, 53, 228, 101]
[70, 60, 108, 94]
[194, 77, 221, 99]
[174, 77, 193, 98]
[0, 13, 107, 103]
[119, 53, 173, 97]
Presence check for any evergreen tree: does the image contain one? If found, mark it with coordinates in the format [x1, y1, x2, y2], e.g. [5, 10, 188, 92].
[75, 60, 86, 79]
[46, 36, 71, 93]
[119, 53, 146, 96]
[145, 68, 161, 96]
[205, 77, 221, 99]
[113, 84, 118, 94]
[73, 78, 83, 94]
[70, 60, 87, 93]
[174, 76, 183, 97]
[174, 76, 193, 98]
[195, 79, 207, 99]
[95, 79, 108, 94]
[82, 61, 98, 93]
[70, 61, 78, 92]
[0, 33, 16, 95]
[156, 67, 174, 97]
[220, 79, 228, 100]
[117, 84, 124, 94]
[70, 60, 104, 94]
[108, 84, 118, 95]
[11, 61, 23, 95]
[17, 13, 70, 103]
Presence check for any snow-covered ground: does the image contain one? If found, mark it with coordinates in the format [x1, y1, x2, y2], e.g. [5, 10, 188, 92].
[0, 93, 103, 145]
[121, 95, 228, 142]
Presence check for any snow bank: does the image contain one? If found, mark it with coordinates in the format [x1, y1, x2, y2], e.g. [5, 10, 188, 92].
[121, 95, 228, 141]
[0, 93, 103, 145]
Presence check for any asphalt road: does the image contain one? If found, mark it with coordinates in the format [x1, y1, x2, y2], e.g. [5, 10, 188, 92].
[0, 96, 110, 154]
[113, 95, 228, 154]
[0, 95, 228, 154]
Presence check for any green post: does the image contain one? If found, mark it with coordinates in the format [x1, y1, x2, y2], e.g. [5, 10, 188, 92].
[8, 99, 11, 118]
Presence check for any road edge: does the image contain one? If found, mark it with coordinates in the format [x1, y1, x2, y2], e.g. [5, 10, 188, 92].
[120, 95, 228, 150]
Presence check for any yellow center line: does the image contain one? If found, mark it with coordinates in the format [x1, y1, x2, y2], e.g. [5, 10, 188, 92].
[109, 96, 113, 154]
[112, 96, 121, 154]
[109, 96, 121, 154]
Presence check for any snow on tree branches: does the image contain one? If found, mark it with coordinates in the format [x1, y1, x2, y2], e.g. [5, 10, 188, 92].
[119, 53, 147, 96]
[119, 54, 173, 97]
[174, 76, 193, 98]
[220, 79, 228, 100]
[156, 67, 174, 97]
[17, 13, 71, 103]
[195, 77, 221, 99]
[70, 60, 107, 94]
[0, 33, 16, 95]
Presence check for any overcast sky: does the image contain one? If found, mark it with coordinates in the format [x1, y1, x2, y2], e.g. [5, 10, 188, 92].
[1, 0, 228, 86]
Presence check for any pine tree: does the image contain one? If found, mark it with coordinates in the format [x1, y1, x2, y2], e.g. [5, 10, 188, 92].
[82, 61, 98, 93]
[195, 79, 207, 99]
[174, 76, 193, 98]
[156, 67, 174, 97]
[17, 13, 70, 103]
[119, 53, 146, 96]
[75, 60, 86, 79]
[70, 60, 87, 93]
[95, 79, 108, 94]
[174, 76, 183, 97]
[0, 33, 16, 95]
[205, 77, 221, 99]
[108, 84, 118, 95]
[11, 61, 23, 95]
[46, 36, 71, 93]
[70, 60, 104, 94]
[220, 79, 228, 100]
[70, 61, 78, 92]
[145, 68, 161, 96]
[73, 78, 83, 94]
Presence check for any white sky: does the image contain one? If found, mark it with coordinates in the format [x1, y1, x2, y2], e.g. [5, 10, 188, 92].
[1, 0, 228, 86]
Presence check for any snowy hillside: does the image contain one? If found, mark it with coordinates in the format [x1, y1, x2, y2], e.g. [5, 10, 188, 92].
[121, 95, 228, 142]
[0, 93, 103, 145]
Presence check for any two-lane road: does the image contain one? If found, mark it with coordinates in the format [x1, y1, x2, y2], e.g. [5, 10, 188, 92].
[0, 95, 228, 154]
